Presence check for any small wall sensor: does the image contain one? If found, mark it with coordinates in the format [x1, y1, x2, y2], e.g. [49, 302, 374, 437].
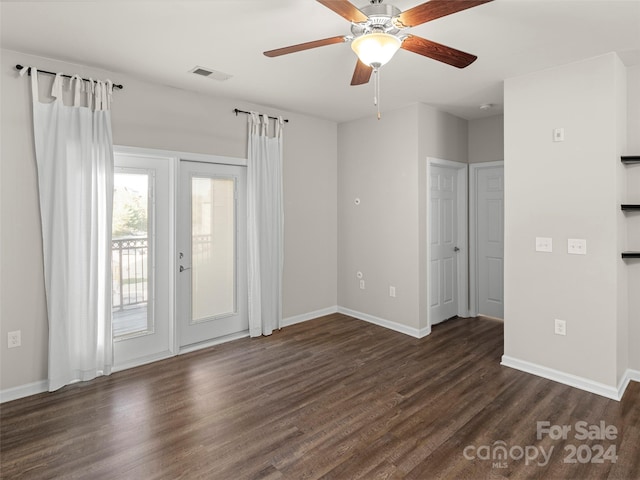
[354, 198, 361, 205]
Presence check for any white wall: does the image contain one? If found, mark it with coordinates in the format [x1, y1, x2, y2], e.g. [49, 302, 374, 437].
[468, 115, 504, 164]
[337, 103, 468, 332]
[0, 49, 338, 391]
[504, 53, 628, 388]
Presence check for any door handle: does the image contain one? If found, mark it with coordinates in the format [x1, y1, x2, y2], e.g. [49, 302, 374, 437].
[453, 246, 460, 252]
[179, 265, 191, 272]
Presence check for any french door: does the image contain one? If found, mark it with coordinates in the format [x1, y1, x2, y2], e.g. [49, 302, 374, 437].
[112, 152, 173, 368]
[177, 160, 248, 348]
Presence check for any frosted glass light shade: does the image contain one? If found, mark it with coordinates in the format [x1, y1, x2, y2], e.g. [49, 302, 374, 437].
[351, 33, 401, 67]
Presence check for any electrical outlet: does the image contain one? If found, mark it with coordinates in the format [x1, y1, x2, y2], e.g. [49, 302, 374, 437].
[536, 237, 553, 253]
[389, 286, 396, 298]
[554, 319, 566, 336]
[8, 330, 21, 348]
[568, 239, 587, 255]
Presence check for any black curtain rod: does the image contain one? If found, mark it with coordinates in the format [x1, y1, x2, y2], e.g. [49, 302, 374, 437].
[234, 108, 289, 123]
[15, 64, 124, 90]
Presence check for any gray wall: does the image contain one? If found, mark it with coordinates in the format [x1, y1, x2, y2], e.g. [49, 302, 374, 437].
[338, 105, 421, 328]
[627, 64, 640, 372]
[0, 49, 338, 390]
[468, 115, 504, 163]
[338, 103, 468, 331]
[504, 53, 628, 387]
[417, 104, 468, 329]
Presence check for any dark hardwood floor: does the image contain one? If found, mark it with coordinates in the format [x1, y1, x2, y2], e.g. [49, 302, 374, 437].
[1, 314, 639, 479]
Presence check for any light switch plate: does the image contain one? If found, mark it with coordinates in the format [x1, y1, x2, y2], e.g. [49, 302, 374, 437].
[553, 128, 565, 142]
[568, 238, 587, 255]
[536, 237, 553, 253]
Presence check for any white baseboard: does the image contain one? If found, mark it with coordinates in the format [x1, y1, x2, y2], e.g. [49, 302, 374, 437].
[617, 368, 640, 400]
[179, 331, 250, 355]
[1, 380, 48, 404]
[112, 350, 175, 374]
[626, 368, 640, 382]
[281, 306, 339, 328]
[337, 306, 430, 339]
[501, 355, 630, 401]
[281, 305, 431, 339]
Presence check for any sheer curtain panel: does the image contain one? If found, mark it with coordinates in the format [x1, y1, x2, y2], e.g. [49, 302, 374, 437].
[23, 68, 115, 391]
[247, 113, 284, 337]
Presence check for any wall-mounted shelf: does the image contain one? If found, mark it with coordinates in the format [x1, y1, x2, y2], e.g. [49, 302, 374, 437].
[622, 157, 639, 259]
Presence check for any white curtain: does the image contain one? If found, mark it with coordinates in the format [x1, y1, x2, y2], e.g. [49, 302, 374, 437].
[247, 113, 284, 337]
[24, 68, 115, 391]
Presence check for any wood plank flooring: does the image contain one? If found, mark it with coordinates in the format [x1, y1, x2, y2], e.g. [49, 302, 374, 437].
[1, 314, 639, 479]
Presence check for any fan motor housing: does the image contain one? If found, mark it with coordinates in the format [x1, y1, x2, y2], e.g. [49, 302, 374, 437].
[352, 3, 402, 36]
[360, 3, 401, 18]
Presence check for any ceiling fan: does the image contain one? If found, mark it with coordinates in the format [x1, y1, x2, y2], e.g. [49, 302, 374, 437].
[264, 0, 493, 86]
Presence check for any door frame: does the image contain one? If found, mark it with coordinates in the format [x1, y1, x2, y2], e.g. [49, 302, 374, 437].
[469, 161, 504, 318]
[426, 157, 469, 328]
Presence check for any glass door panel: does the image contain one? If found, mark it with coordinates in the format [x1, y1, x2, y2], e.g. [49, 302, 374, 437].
[178, 160, 247, 348]
[112, 170, 153, 338]
[191, 176, 236, 322]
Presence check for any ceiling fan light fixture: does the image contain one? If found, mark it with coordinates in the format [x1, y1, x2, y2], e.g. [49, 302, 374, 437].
[351, 32, 401, 68]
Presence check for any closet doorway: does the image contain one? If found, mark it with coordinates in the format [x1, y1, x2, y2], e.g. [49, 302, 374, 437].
[427, 157, 469, 326]
[470, 161, 505, 319]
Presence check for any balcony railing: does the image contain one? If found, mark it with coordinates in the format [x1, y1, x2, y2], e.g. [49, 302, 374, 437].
[112, 237, 148, 312]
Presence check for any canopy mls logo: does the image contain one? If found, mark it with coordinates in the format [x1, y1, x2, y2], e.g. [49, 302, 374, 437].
[463, 441, 553, 468]
[463, 420, 619, 469]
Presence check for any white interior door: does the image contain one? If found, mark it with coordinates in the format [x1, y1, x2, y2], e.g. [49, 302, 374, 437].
[473, 163, 504, 319]
[112, 152, 174, 369]
[178, 160, 248, 348]
[429, 164, 461, 324]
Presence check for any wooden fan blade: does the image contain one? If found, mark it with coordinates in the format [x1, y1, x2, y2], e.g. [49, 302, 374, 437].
[397, 0, 493, 28]
[351, 59, 373, 86]
[316, 0, 368, 23]
[401, 35, 477, 68]
[264, 36, 347, 57]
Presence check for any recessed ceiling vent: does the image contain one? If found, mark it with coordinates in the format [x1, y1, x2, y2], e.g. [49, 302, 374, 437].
[189, 65, 233, 81]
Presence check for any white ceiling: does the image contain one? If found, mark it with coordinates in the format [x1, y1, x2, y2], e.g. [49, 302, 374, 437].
[1, 0, 639, 123]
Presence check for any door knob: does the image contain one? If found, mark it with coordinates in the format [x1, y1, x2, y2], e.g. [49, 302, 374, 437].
[453, 246, 460, 252]
[179, 265, 191, 272]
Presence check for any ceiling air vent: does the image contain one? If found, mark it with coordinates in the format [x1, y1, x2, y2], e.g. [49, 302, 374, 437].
[189, 65, 233, 82]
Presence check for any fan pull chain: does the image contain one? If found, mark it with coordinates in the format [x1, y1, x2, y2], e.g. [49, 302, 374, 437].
[374, 67, 381, 120]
